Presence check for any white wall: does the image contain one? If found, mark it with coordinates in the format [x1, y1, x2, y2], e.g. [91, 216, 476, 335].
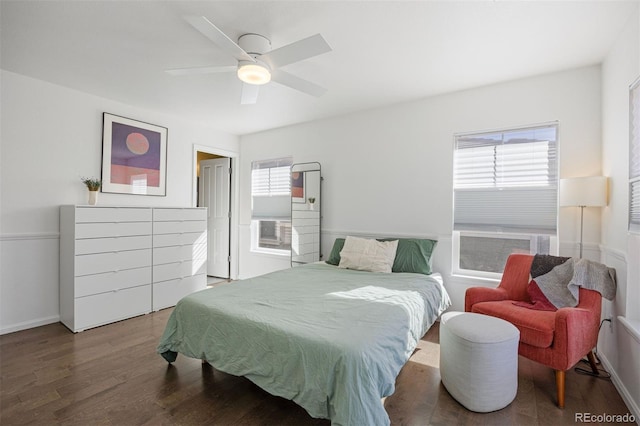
[239, 66, 603, 307]
[0, 70, 240, 333]
[601, 6, 640, 419]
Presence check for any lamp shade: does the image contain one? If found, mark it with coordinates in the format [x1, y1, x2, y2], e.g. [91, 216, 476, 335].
[560, 176, 608, 207]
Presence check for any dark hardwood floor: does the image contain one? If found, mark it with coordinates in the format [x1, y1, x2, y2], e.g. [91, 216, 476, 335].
[0, 308, 632, 425]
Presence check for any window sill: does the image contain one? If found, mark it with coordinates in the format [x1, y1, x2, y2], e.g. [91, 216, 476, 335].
[451, 273, 501, 283]
[250, 248, 291, 258]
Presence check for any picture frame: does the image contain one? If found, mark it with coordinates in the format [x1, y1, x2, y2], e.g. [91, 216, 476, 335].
[101, 113, 167, 196]
[291, 170, 306, 203]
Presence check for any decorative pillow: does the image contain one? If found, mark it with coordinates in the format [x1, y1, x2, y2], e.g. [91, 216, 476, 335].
[519, 279, 558, 311]
[380, 238, 438, 275]
[325, 238, 346, 265]
[338, 236, 398, 273]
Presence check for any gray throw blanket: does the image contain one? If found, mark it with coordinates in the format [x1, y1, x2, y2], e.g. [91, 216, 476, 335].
[516, 255, 617, 310]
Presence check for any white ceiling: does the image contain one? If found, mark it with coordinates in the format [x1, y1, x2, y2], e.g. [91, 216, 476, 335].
[1, 1, 637, 135]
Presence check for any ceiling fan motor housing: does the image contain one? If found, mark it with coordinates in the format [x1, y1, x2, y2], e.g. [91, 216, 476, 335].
[238, 33, 271, 57]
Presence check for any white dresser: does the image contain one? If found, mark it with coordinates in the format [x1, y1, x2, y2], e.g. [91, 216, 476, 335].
[60, 206, 153, 332]
[152, 207, 207, 311]
[60, 205, 208, 332]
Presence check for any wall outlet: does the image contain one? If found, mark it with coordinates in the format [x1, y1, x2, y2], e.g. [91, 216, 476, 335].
[606, 317, 614, 333]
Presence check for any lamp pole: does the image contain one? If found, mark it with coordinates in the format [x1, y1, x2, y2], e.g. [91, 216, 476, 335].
[579, 205, 585, 258]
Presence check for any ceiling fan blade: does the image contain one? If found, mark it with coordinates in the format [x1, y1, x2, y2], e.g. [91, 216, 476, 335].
[240, 83, 260, 105]
[260, 34, 331, 69]
[165, 65, 237, 76]
[271, 69, 327, 98]
[184, 16, 255, 63]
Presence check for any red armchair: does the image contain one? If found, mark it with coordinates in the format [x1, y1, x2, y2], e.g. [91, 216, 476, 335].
[465, 253, 601, 408]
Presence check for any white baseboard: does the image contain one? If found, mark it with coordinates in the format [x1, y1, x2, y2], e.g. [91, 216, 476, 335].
[0, 315, 60, 335]
[597, 349, 640, 423]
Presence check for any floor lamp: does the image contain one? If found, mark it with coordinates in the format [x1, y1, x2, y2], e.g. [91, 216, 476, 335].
[560, 176, 608, 258]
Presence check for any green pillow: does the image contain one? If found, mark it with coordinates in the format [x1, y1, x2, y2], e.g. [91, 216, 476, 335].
[326, 237, 437, 274]
[326, 238, 345, 265]
[386, 238, 438, 275]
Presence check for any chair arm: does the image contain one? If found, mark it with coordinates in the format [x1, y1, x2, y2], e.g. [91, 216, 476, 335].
[465, 286, 509, 312]
[553, 307, 601, 369]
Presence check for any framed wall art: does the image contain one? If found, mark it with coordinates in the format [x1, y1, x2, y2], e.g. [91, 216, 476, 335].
[101, 113, 167, 196]
[291, 170, 305, 203]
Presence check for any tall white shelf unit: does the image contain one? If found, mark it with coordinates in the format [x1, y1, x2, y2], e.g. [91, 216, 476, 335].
[291, 208, 320, 265]
[60, 205, 207, 332]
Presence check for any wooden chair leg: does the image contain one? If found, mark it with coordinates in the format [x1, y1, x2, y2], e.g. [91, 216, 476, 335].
[555, 370, 565, 408]
[586, 351, 600, 375]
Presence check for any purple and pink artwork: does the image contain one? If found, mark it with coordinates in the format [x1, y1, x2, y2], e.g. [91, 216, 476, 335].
[110, 122, 161, 187]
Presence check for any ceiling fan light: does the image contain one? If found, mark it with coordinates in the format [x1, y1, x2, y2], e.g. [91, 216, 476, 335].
[237, 61, 271, 85]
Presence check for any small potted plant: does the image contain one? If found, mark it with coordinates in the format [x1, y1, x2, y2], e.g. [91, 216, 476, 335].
[308, 197, 316, 210]
[81, 177, 101, 205]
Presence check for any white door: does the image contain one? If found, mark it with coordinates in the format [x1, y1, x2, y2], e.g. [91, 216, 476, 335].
[198, 158, 231, 278]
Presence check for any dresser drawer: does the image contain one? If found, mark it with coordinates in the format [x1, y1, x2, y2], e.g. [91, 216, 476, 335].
[291, 210, 321, 219]
[75, 267, 151, 297]
[75, 207, 151, 223]
[292, 252, 320, 263]
[153, 231, 206, 248]
[152, 275, 207, 311]
[74, 284, 151, 331]
[153, 220, 206, 235]
[75, 249, 152, 276]
[153, 244, 207, 265]
[153, 208, 207, 222]
[76, 222, 152, 239]
[153, 259, 206, 282]
[292, 218, 319, 228]
[75, 235, 151, 255]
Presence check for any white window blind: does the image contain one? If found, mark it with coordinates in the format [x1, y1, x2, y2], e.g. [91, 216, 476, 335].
[630, 79, 640, 233]
[251, 157, 292, 219]
[453, 124, 558, 234]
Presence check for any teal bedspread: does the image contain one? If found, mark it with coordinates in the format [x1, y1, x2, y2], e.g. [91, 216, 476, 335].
[157, 263, 450, 426]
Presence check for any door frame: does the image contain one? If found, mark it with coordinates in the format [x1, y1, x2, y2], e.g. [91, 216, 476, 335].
[192, 144, 239, 280]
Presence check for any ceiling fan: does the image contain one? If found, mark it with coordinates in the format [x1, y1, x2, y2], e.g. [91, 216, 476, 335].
[166, 16, 332, 104]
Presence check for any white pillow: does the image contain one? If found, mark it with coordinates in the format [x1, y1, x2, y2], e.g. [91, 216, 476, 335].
[338, 236, 398, 273]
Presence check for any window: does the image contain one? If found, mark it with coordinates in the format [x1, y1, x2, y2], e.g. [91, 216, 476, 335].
[453, 124, 558, 277]
[251, 157, 292, 253]
[630, 78, 640, 233]
[258, 220, 292, 251]
[251, 160, 291, 197]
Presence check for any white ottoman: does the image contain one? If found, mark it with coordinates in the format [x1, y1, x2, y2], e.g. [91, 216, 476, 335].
[439, 311, 520, 412]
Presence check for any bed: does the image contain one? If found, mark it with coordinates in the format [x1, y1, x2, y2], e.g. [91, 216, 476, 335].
[157, 237, 451, 426]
